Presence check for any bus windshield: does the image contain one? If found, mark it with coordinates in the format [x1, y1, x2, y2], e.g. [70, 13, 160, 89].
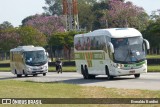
[24, 50, 48, 66]
[111, 36, 146, 63]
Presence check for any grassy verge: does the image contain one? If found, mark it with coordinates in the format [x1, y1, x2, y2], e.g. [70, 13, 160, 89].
[147, 55, 160, 59]
[0, 65, 159, 72]
[0, 67, 76, 72]
[0, 80, 160, 107]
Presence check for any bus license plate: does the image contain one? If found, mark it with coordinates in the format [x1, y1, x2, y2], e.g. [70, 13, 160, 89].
[130, 70, 135, 74]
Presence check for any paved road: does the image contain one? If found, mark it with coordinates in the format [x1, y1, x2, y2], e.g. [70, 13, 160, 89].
[0, 72, 160, 90]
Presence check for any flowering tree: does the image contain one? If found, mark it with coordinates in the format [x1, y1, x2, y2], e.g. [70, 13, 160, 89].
[23, 14, 65, 61]
[0, 28, 20, 52]
[106, 0, 149, 31]
[23, 14, 65, 37]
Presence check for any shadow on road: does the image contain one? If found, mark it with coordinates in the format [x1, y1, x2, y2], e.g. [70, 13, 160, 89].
[53, 76, 135, 85]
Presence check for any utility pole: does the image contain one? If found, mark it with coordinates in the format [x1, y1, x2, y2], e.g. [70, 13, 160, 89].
[63, 0, 79, 31]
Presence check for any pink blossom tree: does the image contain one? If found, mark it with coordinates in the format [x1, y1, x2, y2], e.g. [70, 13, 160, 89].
[23, 14, 65, 61]
[106, 0, 149, 31]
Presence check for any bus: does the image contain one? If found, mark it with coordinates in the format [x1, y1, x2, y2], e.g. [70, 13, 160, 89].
[74, 28, 150, 80]
[10, 45, 48, 77]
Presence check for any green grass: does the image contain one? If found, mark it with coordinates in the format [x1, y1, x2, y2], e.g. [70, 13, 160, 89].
[49, 66, 76, 72]
[147, 65, 160, 72]
[0, 66, 159, 72]
[147, 55, 160, 59]
[0, 60, 10, 63]
[0, 67, 76, 72]
[0, 80, 160, 107]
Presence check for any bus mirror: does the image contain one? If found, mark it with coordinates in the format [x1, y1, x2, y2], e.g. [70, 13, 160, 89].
[108, 42, 114, 53]
[144, 39, 150, 50]
[46, 52, 49, 57]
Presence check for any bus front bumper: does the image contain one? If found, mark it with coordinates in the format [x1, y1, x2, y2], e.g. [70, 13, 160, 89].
[112, 65, 147, 76]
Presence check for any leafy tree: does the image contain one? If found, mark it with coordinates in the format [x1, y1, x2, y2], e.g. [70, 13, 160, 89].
[18, 26, 47, 46]
[43, 0, 62, 15]
[106, 0, 149, 31]
[91, 1, 109, 30]
[0, 28, 20, 52]
[49, 31, 80, 60]
[23, 14, 65, 37]
[143, 18, 160, 54]
[23, 14, 65, 61]
[0, 21, 13, 30]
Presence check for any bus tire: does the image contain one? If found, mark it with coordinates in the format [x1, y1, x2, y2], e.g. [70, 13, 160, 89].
[84, 65, 95, 79]
[33, 74, 37, 77]
[105, 65, 113, 80]
[23, 70, 28, 77]
[43, 73, 46, 76]
[134, 74, 140, 78]
[83, 65, 89, 79]
[17, 74, 22, 77]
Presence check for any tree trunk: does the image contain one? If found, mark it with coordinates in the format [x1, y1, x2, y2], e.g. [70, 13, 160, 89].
[68, 48, 71, 61]
[50, 45, 53, 62]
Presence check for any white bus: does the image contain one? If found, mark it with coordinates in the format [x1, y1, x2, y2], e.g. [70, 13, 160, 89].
[10, 46, 48, 77]
[74, 28, 150, 79]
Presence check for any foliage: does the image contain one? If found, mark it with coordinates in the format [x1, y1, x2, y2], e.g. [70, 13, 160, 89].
[23, 14, 65, 37]
[106, 0, 149, 31]
[143, 18, 160, 51]
[0, 21, 13, 30]
[43, 0, 63, 15]
[91, 1, 109, 30]
[18, 26, 47, 46]
[0, 26, 47, 52]
[0, 28, 20, 52]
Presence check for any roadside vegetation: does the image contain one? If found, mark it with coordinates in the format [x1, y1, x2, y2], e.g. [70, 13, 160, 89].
[0, 66, 159, 73]
[0, 80, 159, 107]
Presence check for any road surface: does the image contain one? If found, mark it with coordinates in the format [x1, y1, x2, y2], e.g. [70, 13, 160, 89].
[0, 72, 160, 90]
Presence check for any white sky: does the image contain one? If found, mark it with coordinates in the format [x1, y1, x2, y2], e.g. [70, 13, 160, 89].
[0, 0, 159, 27]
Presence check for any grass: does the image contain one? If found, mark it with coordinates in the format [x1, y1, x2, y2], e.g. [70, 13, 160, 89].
[147, 55, 160, 59]
[0, 80, 160, 107]
[0, 66, 159, 72]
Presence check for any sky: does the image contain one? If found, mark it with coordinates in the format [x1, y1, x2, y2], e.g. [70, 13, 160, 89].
[0, 0, 159, 27]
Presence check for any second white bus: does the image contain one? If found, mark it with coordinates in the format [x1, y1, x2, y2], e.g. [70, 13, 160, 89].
[10, 46, 48, 77]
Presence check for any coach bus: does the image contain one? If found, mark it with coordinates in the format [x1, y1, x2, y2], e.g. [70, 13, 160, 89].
[74, 28, 150, 79]
[10, 45, 48, 77]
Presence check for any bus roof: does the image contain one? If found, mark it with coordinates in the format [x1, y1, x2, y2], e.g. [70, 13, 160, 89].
[75, 28, 142, 38]
[10, 46, 45, 52]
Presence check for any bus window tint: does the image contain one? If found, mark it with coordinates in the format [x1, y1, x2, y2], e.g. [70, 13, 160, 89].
[74, 36, 105, 50]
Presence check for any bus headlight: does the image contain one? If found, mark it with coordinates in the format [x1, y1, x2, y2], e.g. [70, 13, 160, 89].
[27, 67, 32, 71]
[117, 64, 124, 69]
[43, 66, 48, 70]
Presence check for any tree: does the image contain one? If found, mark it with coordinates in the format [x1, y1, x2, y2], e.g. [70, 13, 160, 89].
[23, 14, 65, 37]
[43, 0, 63, 15]
[91, 1, 109, 30]
[23, 14, 65, 61]
[18, 26, 47, 46]
[49, 31, 80, 60]
[106, 0, 149, 31]
[143, 18, 160, 54]
[0, 21, 13, 30]
[0, 28, 20, 52]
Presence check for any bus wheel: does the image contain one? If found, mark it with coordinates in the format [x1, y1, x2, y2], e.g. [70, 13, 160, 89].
[17, 74, 22, 77]
[33, 74, 37, 77]
[23, 70, 28, 77]
[134, 74, 140, 78]
[105, 66, 113, 80]
[83, 66, 89, 79]
[81, 65, 85, 75]
[84, 66, 95, 79]
[43, 73, 46, 76]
